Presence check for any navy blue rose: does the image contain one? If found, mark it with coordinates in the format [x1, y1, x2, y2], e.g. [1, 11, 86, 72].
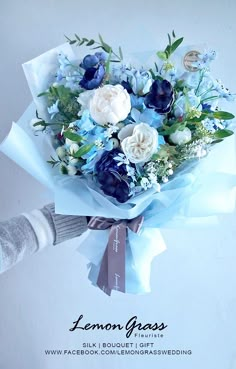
[95, 149, 131, 203]
[145, 79, 174, 114]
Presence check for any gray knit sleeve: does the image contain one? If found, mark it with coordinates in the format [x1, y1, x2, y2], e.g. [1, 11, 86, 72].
[40, 203, 88, 245]
[0, 204, 88, 273]
[0, 215, 39, 272]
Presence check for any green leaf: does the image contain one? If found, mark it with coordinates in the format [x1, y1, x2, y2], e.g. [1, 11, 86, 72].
[165, 45, 171, 58]
[37, 91, 48, 97]
[69, 40, 77, 45]
[168, 33, 171, 46]
[213, 129, 234, 139]
[98, 33, 104, 44]
[101, 43, 112, 53]
[213, 111, 235, 120]
[74, 144, 94, 158]
[75, 34, 81, 41]
[60, 164, 68, 175]
[172, 30, 176, 38]
[157, 51, 167, 60]
[86, 39, 95, 46]
[63, 131, 84, 142]
[119, 46, 123, 60]
[33, 121, 45, 127]
[98, 34, 112, 53]
[170, 37, 184, 54]
[105, 49, 112, 74]
[149, 68, 156, 79]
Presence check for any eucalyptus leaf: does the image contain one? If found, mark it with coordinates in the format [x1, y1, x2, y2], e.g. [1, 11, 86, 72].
[86, 39, 95, 46]
[74, 144, 94, 158]
[119, 46, 123, 60]
[157, 51, 167, 60]
[213, 111, 235, 120]
[170, 37, 184, 54]
[213, 129, 234, 139]
[63, 131, 84, 142]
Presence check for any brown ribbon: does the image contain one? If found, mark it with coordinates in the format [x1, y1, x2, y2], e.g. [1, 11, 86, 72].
[88, 216, 144, 295]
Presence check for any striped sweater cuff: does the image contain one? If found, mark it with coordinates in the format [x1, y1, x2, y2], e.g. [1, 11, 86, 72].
[40, 204, 88, 245]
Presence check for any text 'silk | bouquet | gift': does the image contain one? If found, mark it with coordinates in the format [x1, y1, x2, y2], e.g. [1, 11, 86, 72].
[1, 32, 236, 295]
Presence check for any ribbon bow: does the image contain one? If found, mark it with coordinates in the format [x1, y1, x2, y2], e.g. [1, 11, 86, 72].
[88, 215, 144, 295]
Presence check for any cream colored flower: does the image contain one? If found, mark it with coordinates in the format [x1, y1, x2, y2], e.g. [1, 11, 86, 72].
[121, 123, 158, 163]
[89, 84, 131, 125]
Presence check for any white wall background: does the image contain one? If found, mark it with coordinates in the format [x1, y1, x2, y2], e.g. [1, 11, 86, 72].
[0, 1, 236, 369]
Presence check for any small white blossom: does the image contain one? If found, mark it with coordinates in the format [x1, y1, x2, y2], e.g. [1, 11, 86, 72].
[69, 143, 79, 155]
[67, 164, 77, 175]
[69, 156, 79, 165]
[104, 125, 119, 139]
[114, 153, 130, 166]
[56, 146, 66, 159]
[162, 176, 169, 183]
[153, 182, 161, 192]
[94, 139, 104, 149]
[140, 177, 152, 190]
[170, 127, 192, 145]
[126, 165, 136, 182]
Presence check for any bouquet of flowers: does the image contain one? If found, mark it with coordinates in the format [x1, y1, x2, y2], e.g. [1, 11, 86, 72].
[1, 32, 236, 295]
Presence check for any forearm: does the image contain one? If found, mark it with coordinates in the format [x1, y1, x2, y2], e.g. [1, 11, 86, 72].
[0, 204, 88, 273]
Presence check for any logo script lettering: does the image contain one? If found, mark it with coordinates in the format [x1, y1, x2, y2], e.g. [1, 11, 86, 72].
[69, 315, 168, 338]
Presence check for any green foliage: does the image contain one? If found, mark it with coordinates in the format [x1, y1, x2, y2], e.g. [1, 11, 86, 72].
[157, 31, 184, 61]
[38, 85, 80, 123]
[213, 111, 235, 120]
[47, 156, 61, 168]
[63, 131, 84, 142]
[65, 34, 123, 62]
[74, 144, 94, 158]
[213, 129, 234, 139]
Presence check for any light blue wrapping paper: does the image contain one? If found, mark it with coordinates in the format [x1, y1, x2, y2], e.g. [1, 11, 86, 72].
[1, 44, 236, 294]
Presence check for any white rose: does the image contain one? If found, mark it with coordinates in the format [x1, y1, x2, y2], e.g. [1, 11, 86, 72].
[170, 127, 192, 145]
[77, 90, 95, 116]
[121, 123, 158, 163]
[118, 123, 136, 141]
[89, 84, 131, 125]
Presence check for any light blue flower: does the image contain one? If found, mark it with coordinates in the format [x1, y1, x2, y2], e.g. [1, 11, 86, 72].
[127, 68, 153, 96]
[58, 53, 71, 69]
[79, 110, 95, 132]
[158, 135, 165, 147]
[48, 99, 59, 119]
[130, 94, 145, 109]
[173, 91, 201, 118]
[131, 107, 164, 128]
